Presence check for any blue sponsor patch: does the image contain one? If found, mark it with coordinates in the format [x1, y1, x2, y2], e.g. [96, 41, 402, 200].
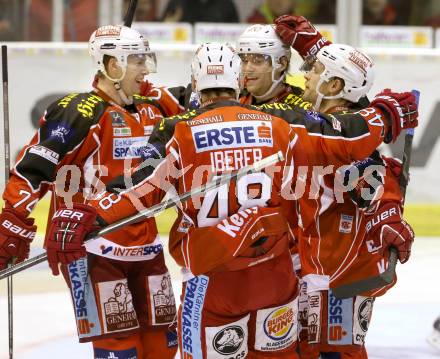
[47, 122, 73, 144]
[181, 275, 209, 358]
[67, 257, 102, 339]
[305, 110, 323, 122]
[94, 347, 137, 359]
[327, 290, 353, 345]
[191, 121, 273, 152]
[113, 136, 149, 159]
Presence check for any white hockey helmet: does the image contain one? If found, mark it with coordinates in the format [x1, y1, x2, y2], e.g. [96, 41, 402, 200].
[237, 24, 291, 70]
[191, 42, 241, 97]
[88, 25, 156, 82]
[237, 24, 291, 101]
[304, 43, 375, 103]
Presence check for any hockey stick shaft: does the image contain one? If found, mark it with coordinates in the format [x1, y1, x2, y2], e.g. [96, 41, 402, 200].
[2, 44, 13, 359]
[0, 151, 284, 280]
[332, 90, 419, 299]
[123, 0, 138, 27]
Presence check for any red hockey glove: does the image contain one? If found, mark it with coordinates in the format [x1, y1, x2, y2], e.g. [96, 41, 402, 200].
[0, 208, 36, 270]
[365, 202, 414, 263]
[45, 203, 98, 275]
[140, 80, 153, 96]
[274, 15, 331, 58]
[370, 89, 419, 143]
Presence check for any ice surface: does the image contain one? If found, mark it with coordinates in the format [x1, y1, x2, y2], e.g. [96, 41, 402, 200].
[1, 237, 439, 359]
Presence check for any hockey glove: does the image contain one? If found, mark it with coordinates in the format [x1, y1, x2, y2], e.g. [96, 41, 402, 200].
[365, 202, 414, 264]
[140, 80, 153, 96]
[0, 208, 37, 270]
[274, 15, 331, 58]
[343, 156, 385, 209]
[370, 89, 419, 143]
[45, 203, 99, 275]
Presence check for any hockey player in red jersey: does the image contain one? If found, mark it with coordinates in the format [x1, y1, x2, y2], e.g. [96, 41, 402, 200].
[274, 16, 415, 358]
[42, 36, 418, 359]
[0, 25, 182, 358]
[237, 22, 329, 107]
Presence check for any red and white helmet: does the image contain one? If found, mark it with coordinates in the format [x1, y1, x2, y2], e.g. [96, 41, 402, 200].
[88, 25, 156, 82]
[303, 43, 375, 104]
[191, 42, 241, 98]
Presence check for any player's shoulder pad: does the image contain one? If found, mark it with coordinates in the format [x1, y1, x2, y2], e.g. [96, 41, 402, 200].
[283, 93, 313, 110]
[45, 92, 109, 125]
[40, 92, 110, 149]
[253, 102, 302, 122]
[159, 108, 199, 130]
[149, 108, 200, 144]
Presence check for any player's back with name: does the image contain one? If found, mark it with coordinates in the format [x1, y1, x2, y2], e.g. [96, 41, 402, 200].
[171, 100, 297, 194]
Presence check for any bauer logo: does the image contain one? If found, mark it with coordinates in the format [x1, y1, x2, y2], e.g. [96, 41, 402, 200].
[113, 136, 149, 159]
[207, 64, 224, 74]
[213, 326, 245, 355]
[191, 120, 273, 152]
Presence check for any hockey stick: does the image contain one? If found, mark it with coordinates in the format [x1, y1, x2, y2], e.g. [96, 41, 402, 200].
[2, 44, 14, 359]
[332, 90, 419, 299]
[123, 0, 138, 27]
[0, 151, 284, 280]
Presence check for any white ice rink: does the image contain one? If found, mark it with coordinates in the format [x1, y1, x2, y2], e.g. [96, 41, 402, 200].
[1, 237, 440, 359]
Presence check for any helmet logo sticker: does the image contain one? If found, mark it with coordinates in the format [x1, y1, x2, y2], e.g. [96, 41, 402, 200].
[95, 25, 121, 37]
[207, 65, 224, 75]
[348, 51, 373, 75]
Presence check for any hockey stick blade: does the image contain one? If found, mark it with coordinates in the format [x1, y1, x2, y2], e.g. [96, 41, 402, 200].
[333, 90, 419, 299]
[332, 248, 398, 299]
[0, 151, 284, 280]
[123, 0, 138, 27]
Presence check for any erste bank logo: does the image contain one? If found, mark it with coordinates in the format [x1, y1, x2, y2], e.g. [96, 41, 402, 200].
[191, 120, 273, 152]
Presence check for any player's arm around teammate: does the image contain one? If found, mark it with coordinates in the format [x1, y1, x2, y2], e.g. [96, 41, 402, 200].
[271, 16, 415, 358]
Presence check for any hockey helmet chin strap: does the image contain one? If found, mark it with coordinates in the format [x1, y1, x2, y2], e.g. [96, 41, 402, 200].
[313, 76, 344, 111]
[102, 66, 134, 106]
